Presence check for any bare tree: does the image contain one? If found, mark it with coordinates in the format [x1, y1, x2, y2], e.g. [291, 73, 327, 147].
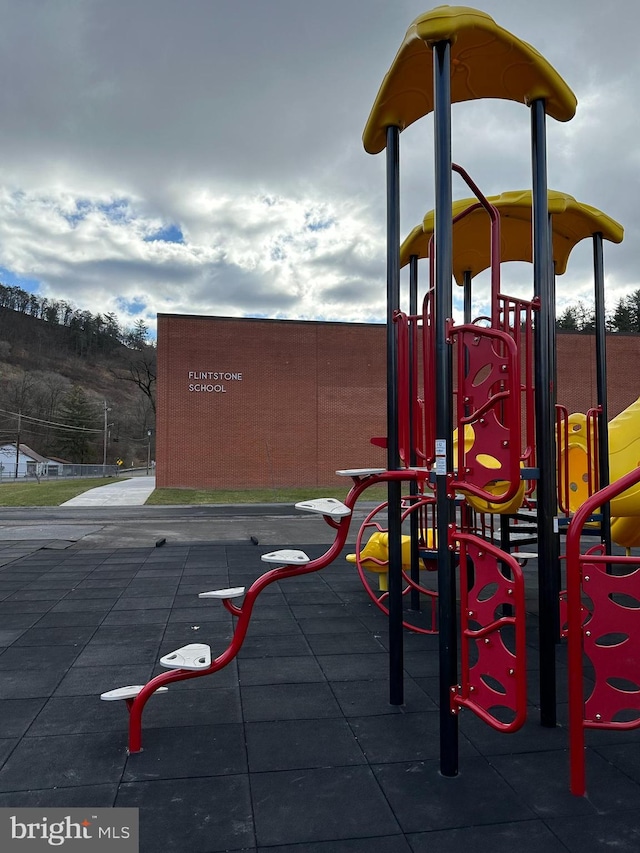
[3, 374, 36, 415]
[31, 372, 72, 453]
[111, 345, 157, 415]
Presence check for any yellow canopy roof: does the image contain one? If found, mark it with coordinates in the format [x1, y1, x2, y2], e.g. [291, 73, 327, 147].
[363, 6, 577, 155]
[399, 190, 624, 283]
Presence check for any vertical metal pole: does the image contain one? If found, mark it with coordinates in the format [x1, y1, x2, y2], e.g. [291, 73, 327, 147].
[15, 411, 21, 479]
[531, 99, 558, 727]
[549, 243, 562, 604]
[434, 40, 458, 776]
[462, 271, 476, 542]
[146, 429, 152, 476]
[463, 270, 472, 324]
[549, 245, 558, 430]
[593, 233, 612, 554]
[409, 254, 421, 611]
[386, 124, 404, 705]
[499, 514, 513, 617]
[103, 401, 108, 474]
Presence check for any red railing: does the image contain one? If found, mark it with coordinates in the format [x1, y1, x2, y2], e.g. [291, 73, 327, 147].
[394, 310, 425, 470]
[556, 404, 602, 517]
[421, 286, 436, 468]
[451, 163, 502, 324]
[420, 163, 503, 469]
[566, 465, 640, 795]
[353, 495, 439, 633]
[556, 404, 570, 515]
[451, 531, 527, 732]
[395, 310, 411, 466]
[450, 324, 521, 505]
[497, 294, 537, 484]
[126, 468, 430, 753]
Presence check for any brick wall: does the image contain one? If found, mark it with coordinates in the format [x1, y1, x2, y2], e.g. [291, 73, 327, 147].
[156, 315, 388, 489]
[556, 332, 640, 419]
[157, 315, 640, 489]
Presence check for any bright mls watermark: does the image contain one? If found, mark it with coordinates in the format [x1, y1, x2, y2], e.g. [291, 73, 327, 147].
[0, 809, 138, 851]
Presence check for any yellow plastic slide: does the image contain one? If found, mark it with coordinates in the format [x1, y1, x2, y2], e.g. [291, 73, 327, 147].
[562, 396, 640, 547]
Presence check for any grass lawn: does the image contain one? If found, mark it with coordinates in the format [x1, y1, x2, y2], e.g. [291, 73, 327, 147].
[0, 479, 390, 508]
[147, 484, 390, 505]
[0, 477, 126, 507]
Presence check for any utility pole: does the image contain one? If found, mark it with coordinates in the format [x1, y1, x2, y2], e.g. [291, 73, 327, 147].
[14, 411, 21, 479]
[103, 401, 111, 474]
[146, 429, 152, 475]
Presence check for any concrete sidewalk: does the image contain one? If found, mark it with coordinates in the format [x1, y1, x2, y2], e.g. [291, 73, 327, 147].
[0, 488, 377, 550]
[60, 476, 156, 507]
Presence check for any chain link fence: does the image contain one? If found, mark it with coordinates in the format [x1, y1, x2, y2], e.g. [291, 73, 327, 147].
[0, 462, 121, 481]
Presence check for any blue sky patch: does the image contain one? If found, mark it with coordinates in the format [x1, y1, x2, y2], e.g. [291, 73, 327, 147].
[144, 223, 184, 244]
[61, 198, 92, 226]
[305, 211, 335, 232]
[115, 296, 147, 315]
[96, 198, 131, 223]
[0, 267, 42, 294]
[60, 197, 131, 228]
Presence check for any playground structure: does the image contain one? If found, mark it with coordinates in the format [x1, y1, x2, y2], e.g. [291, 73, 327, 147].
[559, 397, 640, 548]
[101, 6, 640, 797]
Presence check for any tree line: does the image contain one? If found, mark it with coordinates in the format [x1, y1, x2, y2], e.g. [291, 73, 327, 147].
[556, 288, 640, 333]
[0, 283, 157, 467]
[0, 369, 155, 468]
[0, 282, 150, 355]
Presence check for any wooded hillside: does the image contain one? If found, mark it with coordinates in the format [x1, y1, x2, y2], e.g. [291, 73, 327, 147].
[0, 303, 156, 467]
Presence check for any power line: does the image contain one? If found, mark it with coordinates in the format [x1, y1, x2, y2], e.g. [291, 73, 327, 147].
[0, 408, 103, 434]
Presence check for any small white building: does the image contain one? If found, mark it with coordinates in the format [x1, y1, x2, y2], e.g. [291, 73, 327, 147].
[0, 443, 63, 478]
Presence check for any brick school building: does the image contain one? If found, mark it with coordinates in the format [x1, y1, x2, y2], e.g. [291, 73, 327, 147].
[156, 314, 640, 490]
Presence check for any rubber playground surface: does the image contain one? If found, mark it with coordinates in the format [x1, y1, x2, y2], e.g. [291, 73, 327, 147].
[0, 527, 640, 853]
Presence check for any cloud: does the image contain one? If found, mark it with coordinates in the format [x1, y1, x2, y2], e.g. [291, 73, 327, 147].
[0, 0, 636, 332]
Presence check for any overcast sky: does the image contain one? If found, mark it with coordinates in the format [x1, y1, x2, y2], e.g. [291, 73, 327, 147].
[0, 0, 637, 335]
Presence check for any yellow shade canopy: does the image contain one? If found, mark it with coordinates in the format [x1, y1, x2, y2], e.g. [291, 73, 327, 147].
[399, 190, 624, 283]
[363, 6, 577, 155]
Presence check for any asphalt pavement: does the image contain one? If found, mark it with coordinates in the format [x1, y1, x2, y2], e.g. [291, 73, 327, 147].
[0, 476, 376, 551]
[0, 483, 637, 852]
[1, 476, 638, 851]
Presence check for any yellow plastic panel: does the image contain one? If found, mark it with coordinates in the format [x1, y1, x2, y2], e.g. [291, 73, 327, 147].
[611, 516, 640, 549]
[363, 6, 577, 154]
[560, 398, 640, 523]
[399, 190, 624, 282]
[466, 477, 526, 515]
[452, 424, 524, 513]
[546, 193, 624, 274]
[400, 225, 426, 267]
[608, 396, 640, 517]
[557, 412, 593, 514]
[567, 446, 591, 513]
[346, 531, 434, 590]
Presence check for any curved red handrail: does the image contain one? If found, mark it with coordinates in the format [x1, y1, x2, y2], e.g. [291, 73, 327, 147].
[126, 468, 429, 752]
